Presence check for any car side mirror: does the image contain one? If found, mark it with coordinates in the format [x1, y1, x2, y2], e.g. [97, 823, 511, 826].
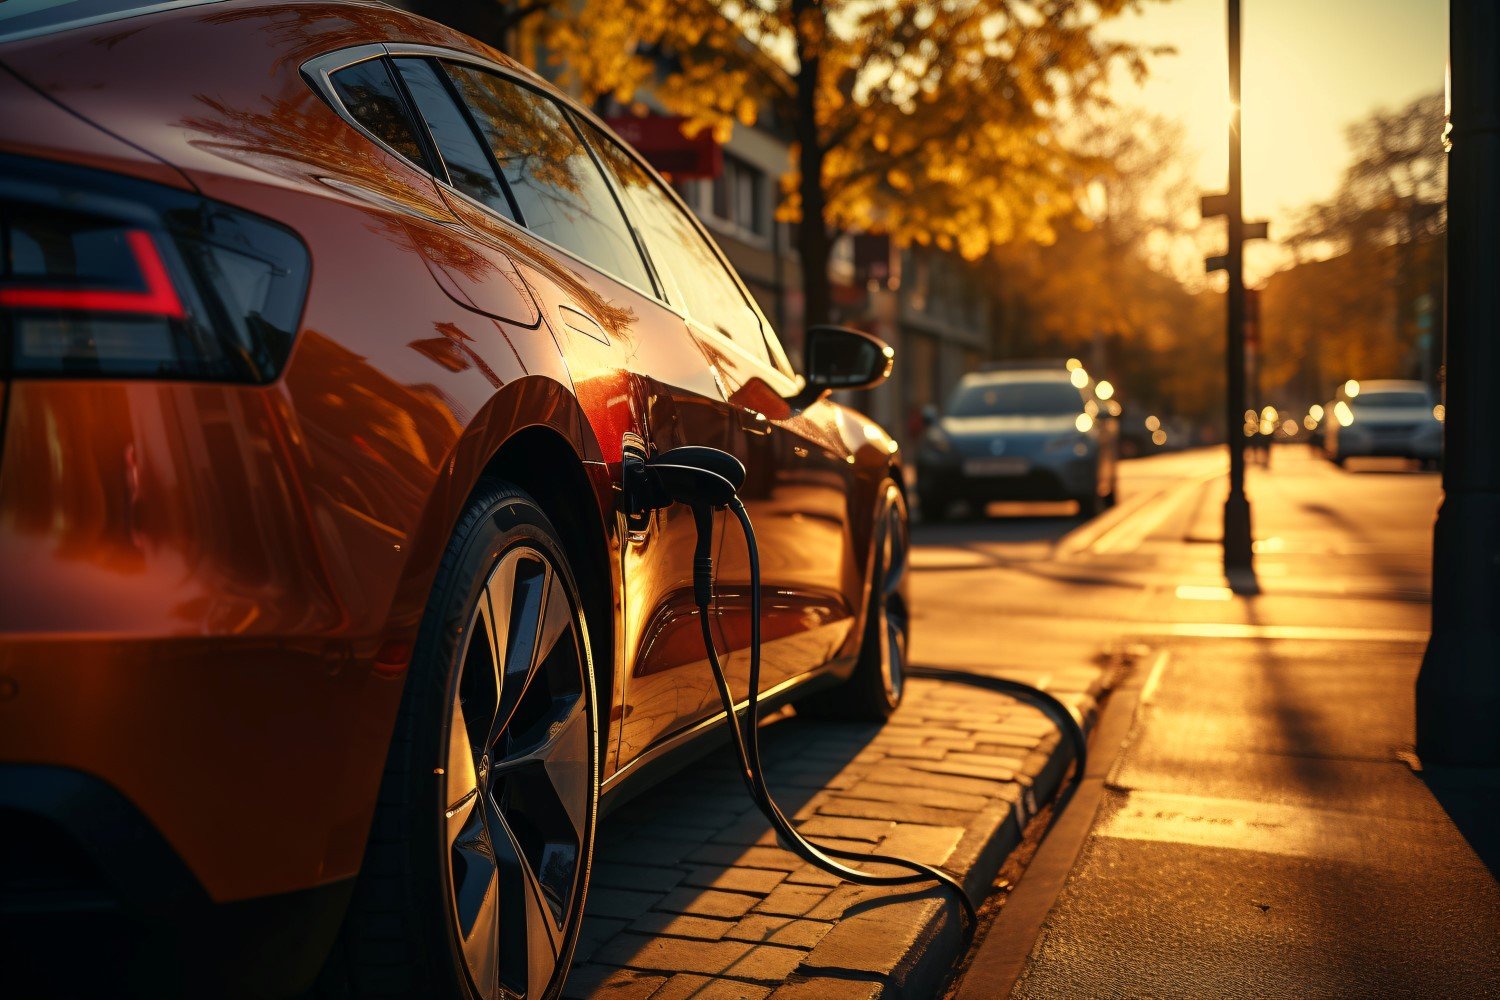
[790, 325, 894, 408]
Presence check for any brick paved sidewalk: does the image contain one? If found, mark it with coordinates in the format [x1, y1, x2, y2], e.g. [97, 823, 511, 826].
[568, 666, 1104, 1000]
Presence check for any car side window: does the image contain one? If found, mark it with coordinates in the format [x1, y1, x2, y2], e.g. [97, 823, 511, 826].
[440, 63, 654, 293]
[329, 58, 430, 169]
[577, 122, 774, 365]
[390, 58, 516, 221]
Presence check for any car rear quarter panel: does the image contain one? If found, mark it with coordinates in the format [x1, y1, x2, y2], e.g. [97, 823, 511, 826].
[0, 0, 904, 900]
[0, 2, 629, 901]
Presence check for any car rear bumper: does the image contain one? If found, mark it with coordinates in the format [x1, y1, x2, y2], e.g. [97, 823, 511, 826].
[0, 764, 352, 998]
[917, 456, 1098, 501]
[1332, 432, 1442, 459]
[0, 378, 412, 908]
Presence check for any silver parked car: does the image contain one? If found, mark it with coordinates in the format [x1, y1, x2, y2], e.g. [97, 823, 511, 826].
[1322, 379, 1443, 469]
[917, 369, 1119, 520]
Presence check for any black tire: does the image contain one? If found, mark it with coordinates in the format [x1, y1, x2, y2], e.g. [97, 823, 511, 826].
[323, 481, 599, 1000]
[800, 480, 910, 721]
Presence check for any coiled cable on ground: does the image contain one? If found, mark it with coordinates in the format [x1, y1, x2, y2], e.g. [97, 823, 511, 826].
[692, 498, 1090, 949]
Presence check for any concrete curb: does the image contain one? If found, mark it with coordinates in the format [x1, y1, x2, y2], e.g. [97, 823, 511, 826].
[952, 651, 1164, 998]
[568, 669, 1101, 1000]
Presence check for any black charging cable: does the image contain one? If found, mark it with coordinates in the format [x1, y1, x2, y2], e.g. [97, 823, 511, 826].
[635, 445, 1090, 954]
[904, 666, 1087, 825]
[705, 498, 980, 942]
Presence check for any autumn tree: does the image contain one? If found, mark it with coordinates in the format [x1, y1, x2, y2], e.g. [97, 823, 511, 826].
[1291, 91, 1446, 255]
[986, 108, 1222, 421]
[524, 0, 1162, 329]
[1262, 90, 1446, 398]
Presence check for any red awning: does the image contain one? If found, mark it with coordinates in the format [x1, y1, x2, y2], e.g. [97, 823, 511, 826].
[605, 115, 722, 180]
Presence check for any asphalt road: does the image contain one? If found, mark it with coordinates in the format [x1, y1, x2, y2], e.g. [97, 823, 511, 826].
[909, 446, 1232, 678]
[918, 446, 1500, 998]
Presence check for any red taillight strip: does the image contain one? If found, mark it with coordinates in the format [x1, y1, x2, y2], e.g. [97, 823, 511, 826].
[0, 229, 186, 318]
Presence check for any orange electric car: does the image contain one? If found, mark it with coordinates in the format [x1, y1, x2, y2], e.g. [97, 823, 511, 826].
[0, 2, 909, 996]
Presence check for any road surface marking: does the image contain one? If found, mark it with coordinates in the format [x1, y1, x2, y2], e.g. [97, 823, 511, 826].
[1159, 622, 1429, 643]
[910, 546, 993, 569]
[1138, 650, 1172, 706]
[1098, 789, 1457, 869]
[1091, 474, 1209, 554]
[1174, 585, 1235, 601]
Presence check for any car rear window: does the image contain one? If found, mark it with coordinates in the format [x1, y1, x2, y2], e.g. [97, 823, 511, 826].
[441, 62, 654, 293]
[329, 59, 431, 170]
[0, 0, 225, 42]
[947, 381, 1084, 417]
[576, 119, 772, 362]
[1356, 391, 1429, 408]
[392, 58, 517, 222]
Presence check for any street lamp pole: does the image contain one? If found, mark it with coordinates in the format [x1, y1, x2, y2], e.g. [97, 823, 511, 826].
[1416, 0, 1500, 765]
[1221, 0, 1253, 571]
[1202, 2, 1267, 572]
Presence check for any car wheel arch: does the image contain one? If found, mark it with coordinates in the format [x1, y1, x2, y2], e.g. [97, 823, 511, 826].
[840, 463, 908, 667]
[382, 377, 621, 778]
[479, 424, 618, 774]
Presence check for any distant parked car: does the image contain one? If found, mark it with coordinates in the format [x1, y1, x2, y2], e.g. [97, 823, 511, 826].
[1323, 379, 1443, 469]
[917, 369, 1118, 520]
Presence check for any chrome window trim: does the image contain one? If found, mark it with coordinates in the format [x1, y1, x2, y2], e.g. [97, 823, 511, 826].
[569, 116, 797, 378]
[439, 179, 682, 317]
[300, 44, 453, 188]
[302, 39, 799, 379]
[399, 47, 663, 302]
[684, 312, 800, 398]
[304, 42, 682, 313]
[373, 43, 791, 370]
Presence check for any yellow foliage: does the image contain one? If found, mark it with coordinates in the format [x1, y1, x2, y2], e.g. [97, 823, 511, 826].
[528, 0, 1163, 265]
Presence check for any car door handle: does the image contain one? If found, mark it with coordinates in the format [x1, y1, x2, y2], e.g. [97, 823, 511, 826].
[558, 304, 608, 345]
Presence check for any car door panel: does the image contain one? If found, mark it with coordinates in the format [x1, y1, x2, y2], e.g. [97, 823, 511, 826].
[699, 334, 858, 693]
[409, 57, 745, 776]
[502, 244, 731, 776]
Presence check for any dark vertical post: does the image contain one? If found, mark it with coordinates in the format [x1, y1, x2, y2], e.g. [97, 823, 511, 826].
[1417, 0, 1500, 765]
[1222, 0, 1254, 570]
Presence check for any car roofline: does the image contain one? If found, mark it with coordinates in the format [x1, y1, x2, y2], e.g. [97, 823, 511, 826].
[0, 0, 237, 45]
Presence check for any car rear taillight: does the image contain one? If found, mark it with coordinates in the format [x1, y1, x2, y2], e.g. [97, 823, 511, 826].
[0, 154, 310, 383]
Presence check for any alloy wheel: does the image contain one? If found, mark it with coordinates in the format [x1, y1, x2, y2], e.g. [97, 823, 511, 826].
[442, 544, 593, 1000]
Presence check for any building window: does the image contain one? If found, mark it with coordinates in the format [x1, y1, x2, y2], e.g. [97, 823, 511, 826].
[709, 154, 767, 239]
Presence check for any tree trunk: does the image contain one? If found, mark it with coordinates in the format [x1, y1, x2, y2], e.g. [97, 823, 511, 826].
[791, 0, 832, 330]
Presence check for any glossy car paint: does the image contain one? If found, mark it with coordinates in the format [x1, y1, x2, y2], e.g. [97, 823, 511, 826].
[0, 0, 900, 917]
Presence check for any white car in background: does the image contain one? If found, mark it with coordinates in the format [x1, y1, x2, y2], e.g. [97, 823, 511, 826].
[1323, 379, 1443, 469]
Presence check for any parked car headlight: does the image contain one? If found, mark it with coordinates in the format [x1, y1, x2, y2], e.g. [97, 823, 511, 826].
[1046, 435, 1091, 456]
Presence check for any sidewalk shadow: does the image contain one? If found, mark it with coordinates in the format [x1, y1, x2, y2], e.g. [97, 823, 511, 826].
[1422, 767, 1500, 880]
